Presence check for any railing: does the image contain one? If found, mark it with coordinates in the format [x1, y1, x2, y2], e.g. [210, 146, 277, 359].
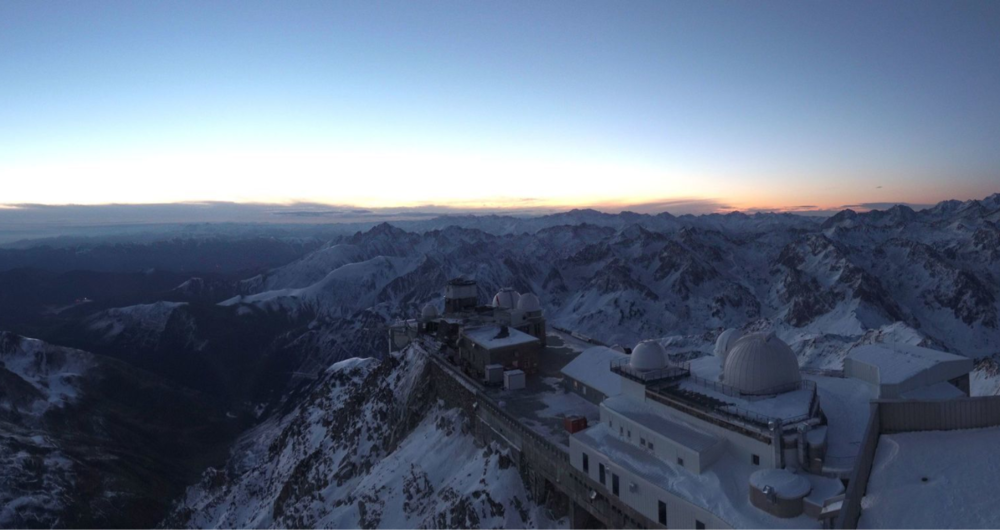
[685, 372, 814, 402]
[610, 357, 690, 383]
[648, 380, 820, 432]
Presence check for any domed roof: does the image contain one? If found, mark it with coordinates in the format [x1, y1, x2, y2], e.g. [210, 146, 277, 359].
[630, 340, 667, 371]
[492, 288, 520, 309]
[714, 328, 743, 362]
[723, 331, 801, 395]
[517, 292, 541, 312]
[421, 303, 438, 320]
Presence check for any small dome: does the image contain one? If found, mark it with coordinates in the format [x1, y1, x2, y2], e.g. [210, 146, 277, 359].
[630, 340, 667, 371]
[517, 292, 541, 312]
[723, 332, 801, 395]
[714, 328, 743, 362]
[421, 304, 438, 320]
[492, 288, 520, 309]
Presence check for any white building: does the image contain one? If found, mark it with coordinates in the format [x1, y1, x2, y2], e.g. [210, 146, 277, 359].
[844, 343, 973, 399]
[568, 332, 850, 528]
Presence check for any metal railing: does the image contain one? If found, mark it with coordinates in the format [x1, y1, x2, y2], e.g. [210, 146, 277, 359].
[685, 373, 816, 402]
[610, 357, 690, 383]
[648, 379, 819, 431]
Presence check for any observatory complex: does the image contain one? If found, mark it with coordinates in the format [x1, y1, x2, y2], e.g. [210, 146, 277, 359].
[390, 278, 990, 529]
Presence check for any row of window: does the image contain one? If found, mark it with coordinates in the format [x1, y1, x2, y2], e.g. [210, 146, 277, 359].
[582, 451, 705, 529]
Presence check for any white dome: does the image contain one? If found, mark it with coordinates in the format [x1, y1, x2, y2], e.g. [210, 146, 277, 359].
[421, 304, 438, 320]
[492, 288, 520, 309]
[723, 332, 801, 395]
[714, 328, 743, 362]
[517, 292, 541, 312]
[630, 340, 667, 371]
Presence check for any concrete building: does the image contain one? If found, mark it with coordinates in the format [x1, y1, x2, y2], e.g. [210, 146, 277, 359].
[561, 345, 628, 404]
[493, 289, 548, 345]
[459, 325, 542, 376]
[444, 278, 478, 314]
[568, 332, 847, 528]
[843, 343, 973, 399]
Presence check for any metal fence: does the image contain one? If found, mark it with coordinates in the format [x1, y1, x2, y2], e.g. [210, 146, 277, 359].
[610, 357, 690, 383]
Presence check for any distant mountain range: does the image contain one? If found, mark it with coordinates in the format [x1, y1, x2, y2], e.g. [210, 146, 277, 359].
[1, 193, 999, 527]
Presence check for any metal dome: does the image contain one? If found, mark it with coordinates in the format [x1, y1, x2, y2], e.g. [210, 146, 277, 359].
[630, 340, 667, 371]
[723, 332, 801, 395]
[517, 292, 541, 312]
[421, 303, 438, 320]
[492, 288, 520, 309]
[714, 328, 743, 362]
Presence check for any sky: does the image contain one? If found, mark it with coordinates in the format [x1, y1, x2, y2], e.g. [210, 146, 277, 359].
[1, 0, 999, 215]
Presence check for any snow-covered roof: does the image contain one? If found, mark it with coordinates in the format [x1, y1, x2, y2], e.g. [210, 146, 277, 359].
[846, 343, 971, 385]
[560, 346, 627, 398]
[602, 395, 720, 453]
[859, 426, 1000, 528]
[463, 326, 539, 349]
[723, 332, 801, 395]
[573, 424, 817, 528]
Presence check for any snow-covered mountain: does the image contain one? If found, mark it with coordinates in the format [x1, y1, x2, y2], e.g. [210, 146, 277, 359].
[5, 193, 1000, 528]
[165, 346, 563, 529]
[0, 332, 237, 528]
[221, 194, 1000, 367]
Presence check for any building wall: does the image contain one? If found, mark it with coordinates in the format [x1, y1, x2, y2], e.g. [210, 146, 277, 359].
[459, 337, 541, 376]
[844, 356, 974, 399]
[600, 404, 722, 474]
[570, 436, 731, 529]
[643, 393, 778, 470]
[563, 377, 607, 406]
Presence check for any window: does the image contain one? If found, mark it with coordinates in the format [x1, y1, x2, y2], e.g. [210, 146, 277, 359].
[695, 520, 705, 529]
[658, 501, 667, 526]
[627, 429, 631, 439]
[677, 457, 684, 467]
[619, 426, 624, 436]
[612, 474, 620, 497]
[583, 453, 589, 473]
[599, 463, 606, 485]
[648, 441, 655, 451]
[640, 437, 646, 447]
[752, 454, 760, 466]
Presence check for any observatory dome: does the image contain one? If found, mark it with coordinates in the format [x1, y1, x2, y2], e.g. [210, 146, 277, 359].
[421, 304, 438, 320]
[723, 332, 801, 395]
[517, 292, 541, 312]
[630, 340, 667, 371]
[492, 288, 521, 309]
[714, 328, 743, 362]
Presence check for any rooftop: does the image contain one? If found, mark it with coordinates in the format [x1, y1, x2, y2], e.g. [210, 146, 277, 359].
[574, 424, 821, 529]
[463, 325, 539, 349]
[602, 395, 721, 453]
[847, 344, 971, 385]
[859, 426, 1000, 528]
[560, 346, 628, 398]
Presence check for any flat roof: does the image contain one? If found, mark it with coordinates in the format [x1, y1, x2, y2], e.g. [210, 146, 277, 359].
[573, 424, 818, 529]
[463, 326, 539, 349]
[560, 346, 627, 398]
[602, 395, 719, 453]
[847, 344, 971, 384]
[859, 426, 1000, 528]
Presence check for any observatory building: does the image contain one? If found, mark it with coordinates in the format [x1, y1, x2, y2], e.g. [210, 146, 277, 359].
[393, 278, 547, 379]
[568, 331, 847, 528]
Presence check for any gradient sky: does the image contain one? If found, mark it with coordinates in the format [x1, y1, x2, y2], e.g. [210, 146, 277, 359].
[2, 1, 999, 213]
